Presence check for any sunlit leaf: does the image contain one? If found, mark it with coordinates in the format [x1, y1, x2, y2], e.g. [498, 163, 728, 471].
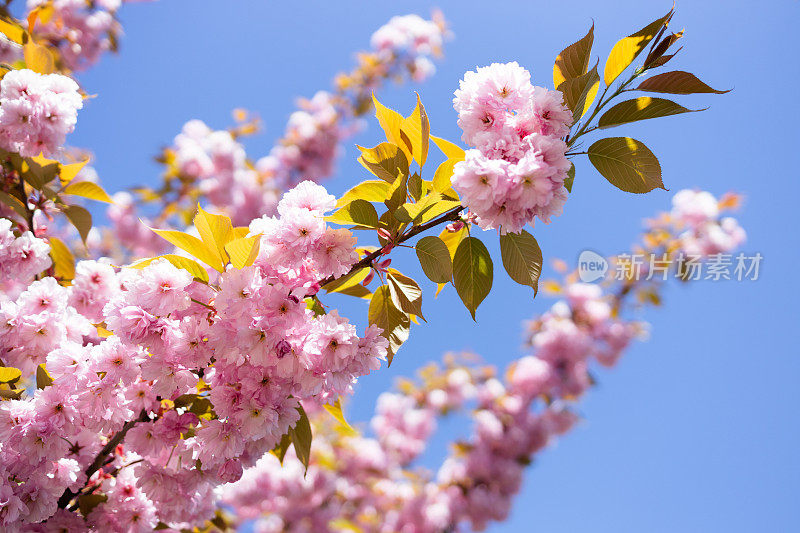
[128, 255, 210, 283]
[368, 285, 410, 364]
[558, 63, 600, 121]
[271, 432, 292, 464]
[58, 159, 90, 186]
[23, 41, 55, 74]
[336, 180, 391, 207]
[224, 236, 261, 269]
[598, 97, 701, 128]
[384, 172, 408, 212]
[357, 142, 410, 183]
[394, 193, 441, 224]
[430, 135, 465, 161]
[635, 71, 730, 94]
[62, 181, 114, 204]
[400, 93, 430, 167]
[194, 205, 234, 264]
[553, 22, 594, 88]
[432, 158, 459, 194]
[49, 237, 75, 281]
[147, 227, 224, 272]
[499, 230, 543, 294]
[0, 367, 21, 384]
[452, 237, 493, 320]
[387, 269, 424, 319]
[415, 236, 452, 283]
[323, 398, 358, 436]
[326, 199, 379, 228]
[587, 137, 664, 193]
[604, 8, 674, 86]
[372, 94, 412, 160]
[36, 363, 53, 389]
[0, 19, 25, 45]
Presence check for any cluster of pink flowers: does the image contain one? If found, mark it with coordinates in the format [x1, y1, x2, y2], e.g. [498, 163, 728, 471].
[669, 189, 746, 256]
[26, 0, 122, 71]
[0, 69, 83, 158]
[0, 219, 51, 298]
[370, 13, 446, 83]
[105, 191, 170, 258]
[0, 180, 391, 529]
[451, 62, 573, 233]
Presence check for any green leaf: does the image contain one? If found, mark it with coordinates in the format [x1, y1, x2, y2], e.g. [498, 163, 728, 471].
[604, 8, 674, 86]
[394, 192, 442, 224]
[415, 200, 461, 225]
[384, 172, 408, 213]
[558, 63, 600, 122]
[372, 94, 412, 161]
[62, 205, 92, 244]
[400, 93, 430, 167]
[0, 367, 21, 384]
[564, 163, 575, 193]
[368, 285, 410, 364]
[271, 432, 292, 464]
[408, 172, 423, 201]
[0, 190, 28, 219]
[323, 398, 358, 436]
[289, 405, 313, 474]
[147, 227, 224, 272]
[78, 493, 108, 517]
[61, 181, 114, 204]
[325, 199, 379, 228]
[635, 71, 730, 94]
[323, 267, 369, 293]
[553, 22, 594, 88]
[587, 137, 664, 193]
[36, 363, 53, 389]
[430, 135, 465, 161]
[387, 269, 424, 319]
[452, 237, 493, 320]
[415, 236, 453, 283]
[357, 142, 410, 183]
[129, 254, 210, 283]
[194, 205, 234, 264]
[598, 97, 701, 128]
[22, 155, 59, 189]
[336, 180, 391, 208]
[499, 230, 543, 294]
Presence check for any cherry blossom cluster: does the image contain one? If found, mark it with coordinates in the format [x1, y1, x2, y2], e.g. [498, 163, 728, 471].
[0, 218, 51, 299]
[369, 13, 446, 84]
[0, 69, 83, 158]
[451, 62, 573, 233]
[0, 179, 392, 529]
[219, 190, 745, 532]
[667, 189, 746, 256]
[26, 0, 123, 71]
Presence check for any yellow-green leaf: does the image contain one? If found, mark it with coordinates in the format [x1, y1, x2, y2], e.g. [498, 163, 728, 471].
[128, 254, 210, 283]
[62, 181, 114, 204]
[394, 193, 442, 224]
[24, 41, 55, 74]
[604, 9, 673, 86]
[372, 94, 412, 161]
[224, 236, 261, 269]
[336, 180, 391, 208]
[384, 172, 408, 213]
[36, 363, 53, 389]
[0, 190, 28, 219]
[271, 432, 292, 465]
[289, 405, 313, 474]
[598, 97, 700, 129]
[565, 162, 575, 193]
[194, 205, 234, 264]
[414, 199, 461, 226]
[635, 71, 730, 95]
[62, 205, 92, 244]
[323, 398, 358, 436]
[554, 23, 594, 88]
[49, 236, 75, 281]
[387, 269, 424, 319]
[58, 159, 90, 186]
[0, 367, 21, 384]
[78, 493, 107, 518]
[415, 236, 452, 283]
[323, 267, 369, 294]
[147, 227, 224, 272]
[499, 230, 542, 294]
[430, 135, 465, 161]
[400, 93, 430, 167]
[432, 158, 459, 194]
[368, 285, 410, 364]
[587, 137, 664, 193]
[436, 224, 467, 296]
[325, 199, 379, 228]
[357, 142, 410, 183]
[452, 237, 493, 320]
[0, 19, 25, 45]
[558, 63, 600, 122]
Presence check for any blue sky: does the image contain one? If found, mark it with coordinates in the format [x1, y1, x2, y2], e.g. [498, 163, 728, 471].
[62, 1, 799, 531]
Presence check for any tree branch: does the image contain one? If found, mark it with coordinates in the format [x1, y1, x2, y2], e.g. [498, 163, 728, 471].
[317, 204, 464, 288]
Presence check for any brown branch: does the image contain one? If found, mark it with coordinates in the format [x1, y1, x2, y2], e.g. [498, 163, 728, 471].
[318, 204, 464, 288]
[57, 410, 150, 509]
